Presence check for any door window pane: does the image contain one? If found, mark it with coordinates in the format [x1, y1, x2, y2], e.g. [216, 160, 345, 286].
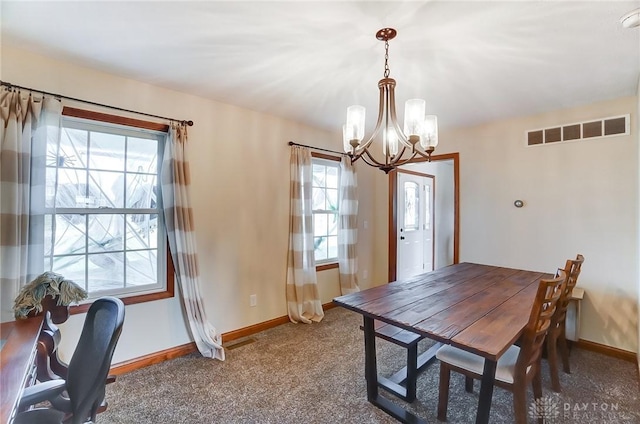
[425, 184, 431, 231]
[404, 181, 419, 231]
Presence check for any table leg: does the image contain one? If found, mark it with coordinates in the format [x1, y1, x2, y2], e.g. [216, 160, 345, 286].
[362, 316, 426, 424]
[476, 358, 497, 424]
[405, 343, 417, 402]
[363, 316, 379, 401]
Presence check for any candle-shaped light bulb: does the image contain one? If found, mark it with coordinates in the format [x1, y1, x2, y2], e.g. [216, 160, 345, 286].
[346, 105, 365, 143]
[404, 99, 426, 137]
[421, 115, 438, 149]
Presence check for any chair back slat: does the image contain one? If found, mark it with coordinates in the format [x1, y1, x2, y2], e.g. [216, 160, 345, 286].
[552, 254, 585, 327]
[516, 270, 567, 373]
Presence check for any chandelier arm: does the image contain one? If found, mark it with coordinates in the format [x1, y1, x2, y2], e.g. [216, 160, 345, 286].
[360, 153, 380, 168]
[357, 81, 386, 153]
[361, 147, 388, 168]
[388, 84, 412, 148]
[390, 150, 420, 168]
[351, 144, 387, 168]
[360, 150, 392, 172]
[384, 84, 392, 167]
[362, 150, 398, 173]
[411, 149, 430, 160]
[389, 145, 409, 167]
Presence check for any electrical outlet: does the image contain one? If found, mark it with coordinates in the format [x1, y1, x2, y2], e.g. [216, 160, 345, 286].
[363, 269, 368, 279]
[249, 294, 257, 307]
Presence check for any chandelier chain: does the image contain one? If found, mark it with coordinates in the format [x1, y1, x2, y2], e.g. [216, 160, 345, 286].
[384, 40, 390, 78]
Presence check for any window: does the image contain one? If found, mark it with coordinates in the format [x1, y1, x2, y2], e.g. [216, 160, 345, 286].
[311, 157, 340, 264]
[39, 108, 173, 308]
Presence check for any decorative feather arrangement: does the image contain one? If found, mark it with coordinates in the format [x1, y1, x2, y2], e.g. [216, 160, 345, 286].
[13, 271, 88, 319]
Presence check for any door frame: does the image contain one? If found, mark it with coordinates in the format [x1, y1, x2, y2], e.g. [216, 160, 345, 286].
[388, 152, 460, 283]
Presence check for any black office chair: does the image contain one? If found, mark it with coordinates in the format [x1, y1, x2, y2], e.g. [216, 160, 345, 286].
[16, 296, 125, 424]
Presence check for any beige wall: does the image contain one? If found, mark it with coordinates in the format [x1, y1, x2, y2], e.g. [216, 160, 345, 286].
[637, 73, 640, 370]
[2, 44, 638, 362]
[373, 96, 639, 353]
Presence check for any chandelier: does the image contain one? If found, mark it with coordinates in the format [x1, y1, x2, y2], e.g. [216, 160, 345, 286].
[343, 28, 438, 174]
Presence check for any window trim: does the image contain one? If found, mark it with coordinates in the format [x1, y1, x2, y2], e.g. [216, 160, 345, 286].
[316, 262, 338, 271]
[59, 106, 175, 313]
[311, 152, 341, 271]
[63, 107, 170, 132]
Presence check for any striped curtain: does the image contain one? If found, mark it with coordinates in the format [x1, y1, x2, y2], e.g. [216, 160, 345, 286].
[161, 124, 224, 360]
[338, 157, 360, 295]
[0, 89, 60, 322]
[286, 146, 324, 323]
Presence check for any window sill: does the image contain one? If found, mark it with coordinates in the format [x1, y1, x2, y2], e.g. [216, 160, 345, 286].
[69, 289, 174, 315]
[316, 262, 338, 272]
[69, 287, 175, 314]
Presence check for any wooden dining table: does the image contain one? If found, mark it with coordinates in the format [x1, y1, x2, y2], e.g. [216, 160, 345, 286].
[333, 262, 552, 424]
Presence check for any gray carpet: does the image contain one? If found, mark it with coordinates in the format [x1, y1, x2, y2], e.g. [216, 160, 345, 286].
[100, 307, 640, 423]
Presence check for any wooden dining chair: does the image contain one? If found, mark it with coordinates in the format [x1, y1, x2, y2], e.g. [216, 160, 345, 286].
[547, 254, 584, 392]
[436, 270, 567, 424]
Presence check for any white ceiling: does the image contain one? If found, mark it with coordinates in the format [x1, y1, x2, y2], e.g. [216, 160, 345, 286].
[2, 1, 639, 132]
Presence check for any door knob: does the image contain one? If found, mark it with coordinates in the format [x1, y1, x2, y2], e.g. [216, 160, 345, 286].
[400, 236, 405, 240]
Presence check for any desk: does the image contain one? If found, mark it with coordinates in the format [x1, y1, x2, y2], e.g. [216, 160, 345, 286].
[333, 262, 552, 424]
[0, 317, 43, 424]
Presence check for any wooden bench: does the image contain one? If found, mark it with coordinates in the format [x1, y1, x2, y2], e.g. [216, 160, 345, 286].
[361, 320, 442, 402]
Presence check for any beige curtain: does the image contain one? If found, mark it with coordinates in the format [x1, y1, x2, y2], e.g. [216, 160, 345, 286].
[161, 124, 224, 360]
[338, 157, 360, 295]
[286, 146, 324, 323]
[0, 89, 60, 322]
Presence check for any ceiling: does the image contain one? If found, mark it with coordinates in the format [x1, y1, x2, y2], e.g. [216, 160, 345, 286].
[2, 1, 639, 133]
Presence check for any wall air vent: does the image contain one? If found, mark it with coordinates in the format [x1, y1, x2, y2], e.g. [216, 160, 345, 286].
[526, 114, 629, 146]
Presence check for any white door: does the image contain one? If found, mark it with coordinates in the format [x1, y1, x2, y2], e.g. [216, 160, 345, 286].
[397, 172, 434, 280]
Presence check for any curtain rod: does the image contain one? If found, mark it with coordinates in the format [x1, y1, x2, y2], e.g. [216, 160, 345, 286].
[0, 80, 194, 127]
[288, 141, 346, 156]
